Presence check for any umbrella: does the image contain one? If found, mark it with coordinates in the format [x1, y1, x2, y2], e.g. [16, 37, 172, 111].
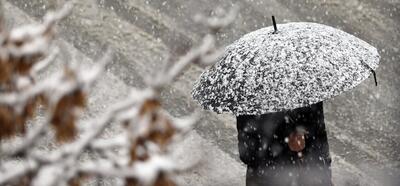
[192, 17, 380, 115]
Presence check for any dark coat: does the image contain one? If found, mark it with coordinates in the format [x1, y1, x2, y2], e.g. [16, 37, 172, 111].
[236, 102, 332, 186]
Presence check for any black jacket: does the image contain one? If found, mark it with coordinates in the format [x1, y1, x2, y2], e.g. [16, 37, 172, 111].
[237, 102, 332, 186]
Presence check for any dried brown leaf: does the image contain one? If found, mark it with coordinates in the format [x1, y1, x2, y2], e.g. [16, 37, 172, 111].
[148, 118, 176, 147]
[0, 59, 13, 83]
[139, 99, 160, 116]
[0, 96, 39, 140]
[50, 90, 86, 142]
[129, 137, 149, 163]
[15, 54, 43, 75]
[154, 173, 175, 186]
[125, 178, 140, 186]
[68, 175, 84, 186]
[0, 105, 17, 139]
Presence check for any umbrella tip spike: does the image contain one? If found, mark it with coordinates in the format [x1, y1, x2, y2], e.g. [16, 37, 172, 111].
[372, 70, 378, 86]
[272, 15, 278, 34]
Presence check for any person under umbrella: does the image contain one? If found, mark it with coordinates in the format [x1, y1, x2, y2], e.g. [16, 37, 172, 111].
[192, 16, 379, 186]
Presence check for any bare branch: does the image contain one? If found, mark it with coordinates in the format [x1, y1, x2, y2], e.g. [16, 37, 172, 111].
[31, 46, 60, 76]
[194, 5, 239, 32]
[0, 160, 37, 185]
[78, 155, 174, 184]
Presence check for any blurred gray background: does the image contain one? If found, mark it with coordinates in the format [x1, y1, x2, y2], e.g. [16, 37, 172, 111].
[2, 0, 399, 185]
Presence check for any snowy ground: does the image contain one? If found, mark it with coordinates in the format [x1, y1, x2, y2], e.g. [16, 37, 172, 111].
[2, 0, 399, 185]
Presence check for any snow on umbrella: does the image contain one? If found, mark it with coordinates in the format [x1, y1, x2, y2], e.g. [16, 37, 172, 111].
[192, 17, 380, 115]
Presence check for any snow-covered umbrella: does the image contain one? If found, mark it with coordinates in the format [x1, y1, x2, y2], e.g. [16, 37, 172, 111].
[192, 17, 380, 115]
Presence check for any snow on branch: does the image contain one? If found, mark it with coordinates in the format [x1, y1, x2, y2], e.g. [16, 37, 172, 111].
[0, 2, 237, 186]
[194, 6, 239, 33]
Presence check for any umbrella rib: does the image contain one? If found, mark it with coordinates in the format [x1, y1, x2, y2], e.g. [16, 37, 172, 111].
[371, 70, 378, 86]
[360, 60, 378, 86]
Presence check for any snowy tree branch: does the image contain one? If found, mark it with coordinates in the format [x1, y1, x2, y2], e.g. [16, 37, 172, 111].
[0, 2, 237, 186]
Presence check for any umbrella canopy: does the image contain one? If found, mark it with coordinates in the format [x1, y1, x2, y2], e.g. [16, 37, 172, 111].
[192, 22, 380, 115]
